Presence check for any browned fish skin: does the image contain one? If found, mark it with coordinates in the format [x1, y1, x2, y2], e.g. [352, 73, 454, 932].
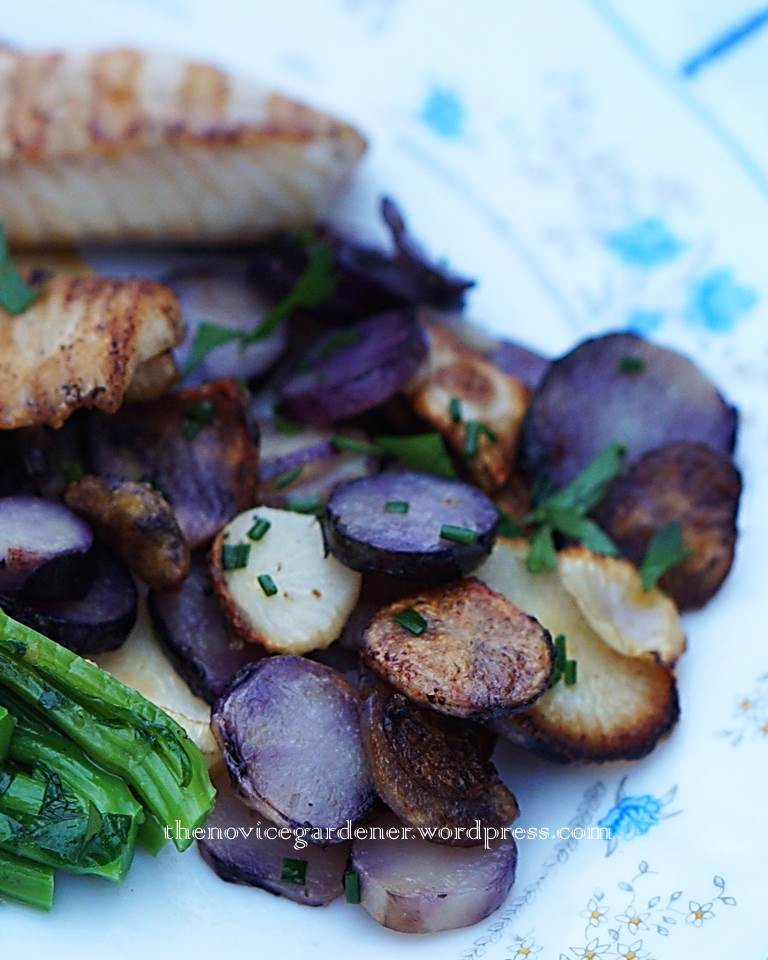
[0, 49, 367, 244]
[0, 273, 182, 428]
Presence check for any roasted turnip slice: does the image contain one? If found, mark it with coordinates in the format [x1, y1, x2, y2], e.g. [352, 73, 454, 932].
[168, 265, 286, 384]
[488, 339, 550, 391]
[0, 496, 94, 599]
[361, 578, 554, 720]
[212, 657, 375, 835]
[278, 311, 428, 426]
[200, 763, 350, 905]
[65, 475, 190, 591]
[404, 322, 528, 492]
[520, 331, 738, 489]
[87, 379, 259, 548]
[0, 545, 136, 654]
[351, 811, 517, 933]
[211, 507, 361, 655]
[149, 553, 260, 704]
[325, 471, 499, 580]
[596, 441, 741, 610]
[477, 540, 679, 763]
[338, 573, 424, 651]
[361, 683, 518, 842]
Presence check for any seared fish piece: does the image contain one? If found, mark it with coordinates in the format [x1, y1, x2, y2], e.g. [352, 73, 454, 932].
[0, 273, 182, 428]
[0, 48, 366, 245]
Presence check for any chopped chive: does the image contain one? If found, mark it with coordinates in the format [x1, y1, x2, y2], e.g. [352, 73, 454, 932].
[182, 399, 216, 440]
[564, 659, 577, 685]
[392, 608, 427, 636]
[258, 574, 278, 597]
[463, 420, 496, 457]
[274, 416, 304, 435]
[497, 512, 524, 538]
[344, 870, 361, 904]
[331, 435, 381, 455]
[385, 500, 409, 514]
[280, 858, 307, 885]
[554, 634, 566, 664]
[247, 517, 271, 541]
[448, 396, 462, 424]
[275, 466, 303, 489]
[221, 543, 250, 570]
[618, 355, 645, 375]
[439, 524, 478, 545]
[287, 496, 324, 515]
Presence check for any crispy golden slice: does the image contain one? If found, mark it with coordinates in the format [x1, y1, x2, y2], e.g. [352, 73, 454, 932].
[65, 475, 190, 591]
[405, 322, 528, 493]
[0, 273, 182, 428]
[477, 540, 679, 763]
[361, 577, 554, 720]
[0, 48, 366, 245]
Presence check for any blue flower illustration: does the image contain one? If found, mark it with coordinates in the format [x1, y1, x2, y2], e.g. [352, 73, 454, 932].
[685, 269, 757, 332]
[606, 218, 685, 268]
[420, 87, 465, 139]
[599, 777, 679, 856]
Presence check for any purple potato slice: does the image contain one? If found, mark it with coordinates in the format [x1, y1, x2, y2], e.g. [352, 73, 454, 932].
[324, 471, 499, 580]
[149, 552, 260, 704]
[0, 496, 94, 600]
[361, 683, 519, 843]
[17, 417, 86, 500]
[488, 339, 549, 391]
[278, 312, 428, 426]
[351, 811, 517, 933]
[168, 265, 286, 385]
[520, 331, 738, 489]
[0, 545, 137, 654]
[199, 763, 350, 906]
[212, 656, 375, 837]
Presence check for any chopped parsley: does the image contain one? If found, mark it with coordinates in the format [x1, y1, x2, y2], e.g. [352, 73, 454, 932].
[220, 543, 250, 571]
[639, 521, 691, 591]
[392, 608, 427, 636]
[0, 225, 40, 315]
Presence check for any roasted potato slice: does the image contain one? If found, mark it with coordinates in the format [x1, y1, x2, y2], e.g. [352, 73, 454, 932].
[477, 540, 679, 763]
[361, 577, 554, 720]
[597, 441, 741, 610]
[65, 475, 190, 591]
[361, 683, 519, 843]
[405, 321, 528, 493]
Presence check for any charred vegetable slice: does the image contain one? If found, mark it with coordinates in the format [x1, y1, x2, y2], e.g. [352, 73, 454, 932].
[351, 811, 517, 933]
[199, 763, 350, 905]
[597, 441, 741, 610]
[361, 683, 519, 842]
[149, 553, 259, 704]
[65, 475, 190, 591]
[0, 545, 137, 655]
[211, 506, 361, 655]
[361, 578, 554, 720]
[520, 332, 738, 489]
[278, 311, 428, 426]
[87, 379, 259, 549]
[477, 540, 679, 763]
[0, 497, 94, 600]
[405, 322, 528, 492]
[325, 471, 499, 580]
[212, 657, 375, 836]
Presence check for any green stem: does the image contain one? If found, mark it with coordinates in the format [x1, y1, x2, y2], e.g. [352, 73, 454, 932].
[0, 848, 54, 910]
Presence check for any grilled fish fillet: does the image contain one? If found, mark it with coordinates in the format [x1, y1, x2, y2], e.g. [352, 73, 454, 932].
[0, 48, 366, 245]
[0, 273, 183, 428]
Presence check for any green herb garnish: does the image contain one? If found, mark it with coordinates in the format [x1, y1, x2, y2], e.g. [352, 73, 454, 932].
[448, 396, 462, 424]
[463, 420, 497, 458]
[526, 524, 557, 574]
[61, 462, 84, 486]
[618, 356, 645, 375]
[548, 634, 577, 687]
[331, 435, 381, 455]
[385, 501, 409, 514]
[392, 608, 427, 636]
[182, 399, 215, 440]
[281, 857, 307, 885]
[439, 524, 478, 545]
[374, 433, 456, 478]
[318, 329, 360, 358]
[247, 517, 271, 541]
[0, 225, 39, 315]
[274, 416, 304, 435]
[344, 869, 361, 903]
[286, 496, 324, 515]
[258, 574, 278, 597]
[497, 511, 525, 538]
[639, 521, 691, 591]
[221, 543, 251, 570]
[564, 659, 578, 685]
[274, 466, 303, 489]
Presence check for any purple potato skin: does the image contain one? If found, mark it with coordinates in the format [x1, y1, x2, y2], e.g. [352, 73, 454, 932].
[278, 312, 428, 426]
[351, 811, 517, 933]
[149, 553, 261, 704]
[489, 340, 549, 391]
[324, 471, 499, 580]
[212, 657, 375, 838]
[0, 545, 136, 654]
[0, 496, 95, 601]
[199, 763, 350, 906]
[520, 331, 738, 489]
